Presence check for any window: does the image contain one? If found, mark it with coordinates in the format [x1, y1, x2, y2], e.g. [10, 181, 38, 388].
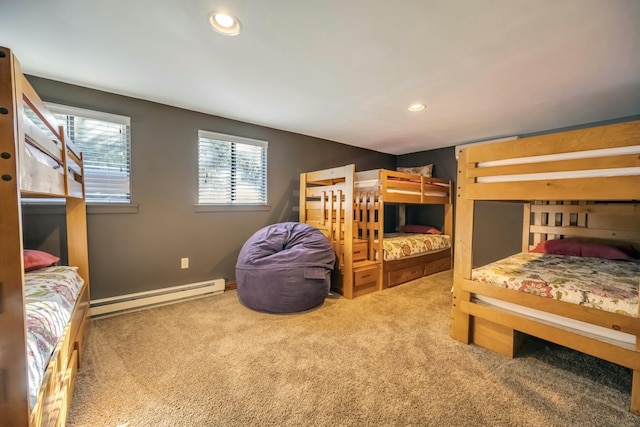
[47, 104, 132, 203]
[198, 131, 267, 205]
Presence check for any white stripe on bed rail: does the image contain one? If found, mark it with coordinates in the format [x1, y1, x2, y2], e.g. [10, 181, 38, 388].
[477, 167, 640, 183]
[477, 145, 640, 168]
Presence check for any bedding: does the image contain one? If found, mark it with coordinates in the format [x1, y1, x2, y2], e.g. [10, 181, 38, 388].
[396, 164, 433, 177]
[381, 233, 451, 261]
[395, 224, 442, 234]
[25, 266, 84, 409]
[531, 238, 638, 260]
[23, 249, 60, 271]
[472, 252, 640, 317]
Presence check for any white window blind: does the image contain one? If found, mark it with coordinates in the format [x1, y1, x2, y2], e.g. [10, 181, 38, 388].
[47, 103, 132, 203]
[198, 130, 267, 204]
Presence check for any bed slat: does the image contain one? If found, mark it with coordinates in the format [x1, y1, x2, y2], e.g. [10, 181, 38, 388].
[20, 75, 61, 142]
[22, 114, 63, 164]
[461, 301, 640, 370]
[466, 176, 640, 201]
[469, 153, 640, 178]
[462, 279, 640, 336]
[464, 121, 640, 164]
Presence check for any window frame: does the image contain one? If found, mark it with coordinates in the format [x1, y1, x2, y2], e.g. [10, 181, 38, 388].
[196, 130, 269, 211]
[23, 103, 137, 214]
[48, 103, 134, 208]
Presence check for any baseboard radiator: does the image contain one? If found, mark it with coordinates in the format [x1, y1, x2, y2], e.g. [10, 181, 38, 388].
[89, 279, 226, 317]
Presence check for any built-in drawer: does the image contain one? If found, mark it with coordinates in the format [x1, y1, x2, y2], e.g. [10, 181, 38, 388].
[73, 305, 89, 367]
[352, 240, 368, 262]
[61, 349, 79, 426]
[354, 265, 377, 287]
[388, 264, 424, 287]
[425, 258, 451, 275]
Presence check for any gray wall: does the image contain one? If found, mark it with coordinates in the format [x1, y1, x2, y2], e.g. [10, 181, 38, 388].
[398, 146, 458, 231]
[397, 146, 524, 266]
[24, 76, 395, 299]
[23, 75, 639, 299]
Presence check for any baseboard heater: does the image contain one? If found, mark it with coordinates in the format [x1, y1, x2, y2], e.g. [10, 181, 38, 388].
[89, 278, 225, 317]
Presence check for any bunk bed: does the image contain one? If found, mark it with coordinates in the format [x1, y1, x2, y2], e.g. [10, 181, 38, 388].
[299, 164, 453, 299]
[450, 120, 640, 414]
[0, 46, 90, 426]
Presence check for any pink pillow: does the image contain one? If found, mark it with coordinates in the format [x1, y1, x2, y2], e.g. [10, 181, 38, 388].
[23, 249, 60, 272]
[396, 224, 442, 235]
[531, 239, 637, 260]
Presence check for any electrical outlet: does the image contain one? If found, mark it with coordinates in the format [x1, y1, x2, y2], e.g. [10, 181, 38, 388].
[181, 257, 189, 269]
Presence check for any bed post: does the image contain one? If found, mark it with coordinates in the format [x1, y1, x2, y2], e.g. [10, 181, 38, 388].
[451, 149, 473, 343]
[66, 198, 90, 283]
[342, 165, 355, 298]
[634, 296, 640, 415]
[522, 202, 531, 252]
[0, 46, 30, 426]
[633, 368, 640, 415]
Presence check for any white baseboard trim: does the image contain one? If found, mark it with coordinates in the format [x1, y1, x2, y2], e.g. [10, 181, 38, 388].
[89, 278, 225, 317]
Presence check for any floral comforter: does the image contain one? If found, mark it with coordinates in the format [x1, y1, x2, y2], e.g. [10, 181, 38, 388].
[25, 266, 84, 409]
[383, 233, 451, 262]
[472, 252, 640, 317]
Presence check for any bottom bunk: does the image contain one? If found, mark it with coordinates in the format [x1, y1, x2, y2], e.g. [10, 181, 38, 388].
[452, 201, 640, 414]
[379, 232, 452, 288]
[25, 263, 90, 427]
[467, 250, 638, 354]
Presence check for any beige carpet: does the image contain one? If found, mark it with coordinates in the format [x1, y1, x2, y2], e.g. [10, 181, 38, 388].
[67, 271, 637, 426]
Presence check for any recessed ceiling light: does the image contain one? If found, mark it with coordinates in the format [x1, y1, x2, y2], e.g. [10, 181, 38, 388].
[209, 12, 241, 36]
[408, 103, 426, 112]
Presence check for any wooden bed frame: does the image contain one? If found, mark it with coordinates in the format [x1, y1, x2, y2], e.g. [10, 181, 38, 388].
[0, 46, 90, 427]
[451, 120, 640, 414]
[299, 164, 453, 299]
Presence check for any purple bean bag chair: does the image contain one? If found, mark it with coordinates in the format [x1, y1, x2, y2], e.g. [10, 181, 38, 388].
[236, 222, 335, 314]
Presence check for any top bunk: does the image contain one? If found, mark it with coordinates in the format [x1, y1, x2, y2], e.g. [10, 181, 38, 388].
[0, 46, 84, 200]
[301, 164, 452, 205]
[457, 120, 640, 202]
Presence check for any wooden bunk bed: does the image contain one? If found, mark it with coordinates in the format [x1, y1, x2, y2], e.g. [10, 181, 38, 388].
[299, 164, 453, 299]
[0, 46, 90, 426]
[451, 120, 640, 414]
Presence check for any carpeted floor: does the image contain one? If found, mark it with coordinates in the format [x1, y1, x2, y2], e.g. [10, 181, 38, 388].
[67, 271, 637, 426]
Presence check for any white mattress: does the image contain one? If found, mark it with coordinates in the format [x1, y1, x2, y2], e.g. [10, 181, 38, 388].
[474, 294, 636, 349]
[354, 179, 449, 197]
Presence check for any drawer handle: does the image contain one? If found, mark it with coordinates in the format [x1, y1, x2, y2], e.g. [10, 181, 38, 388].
[361, 274, 371, 279]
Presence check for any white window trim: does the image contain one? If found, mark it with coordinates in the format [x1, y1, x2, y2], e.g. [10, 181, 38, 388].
[197, 130, 268, 207]
[44, 102, 133, 210]
[198, 130, 268, 149]
[46, 103, 130, 126]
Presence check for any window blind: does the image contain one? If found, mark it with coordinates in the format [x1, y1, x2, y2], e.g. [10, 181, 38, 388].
[48, 103, 132, 203]
[198, 130, 268, 204]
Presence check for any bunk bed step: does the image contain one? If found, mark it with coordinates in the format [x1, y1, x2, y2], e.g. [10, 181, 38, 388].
[353, 261, 381, 297]
[352, 239, 368, 262]
[353, 260, 379, 269]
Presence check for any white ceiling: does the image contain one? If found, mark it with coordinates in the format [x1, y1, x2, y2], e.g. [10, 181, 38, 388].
[2, 0, 639, 155]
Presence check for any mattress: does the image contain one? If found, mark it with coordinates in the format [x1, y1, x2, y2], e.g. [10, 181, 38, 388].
[354, 179, 449, 197]
[25, 266, 84, 409]
[471, 252, 640, 347]
[472, 252, 639, 316]
[381, 233, 451, 261]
